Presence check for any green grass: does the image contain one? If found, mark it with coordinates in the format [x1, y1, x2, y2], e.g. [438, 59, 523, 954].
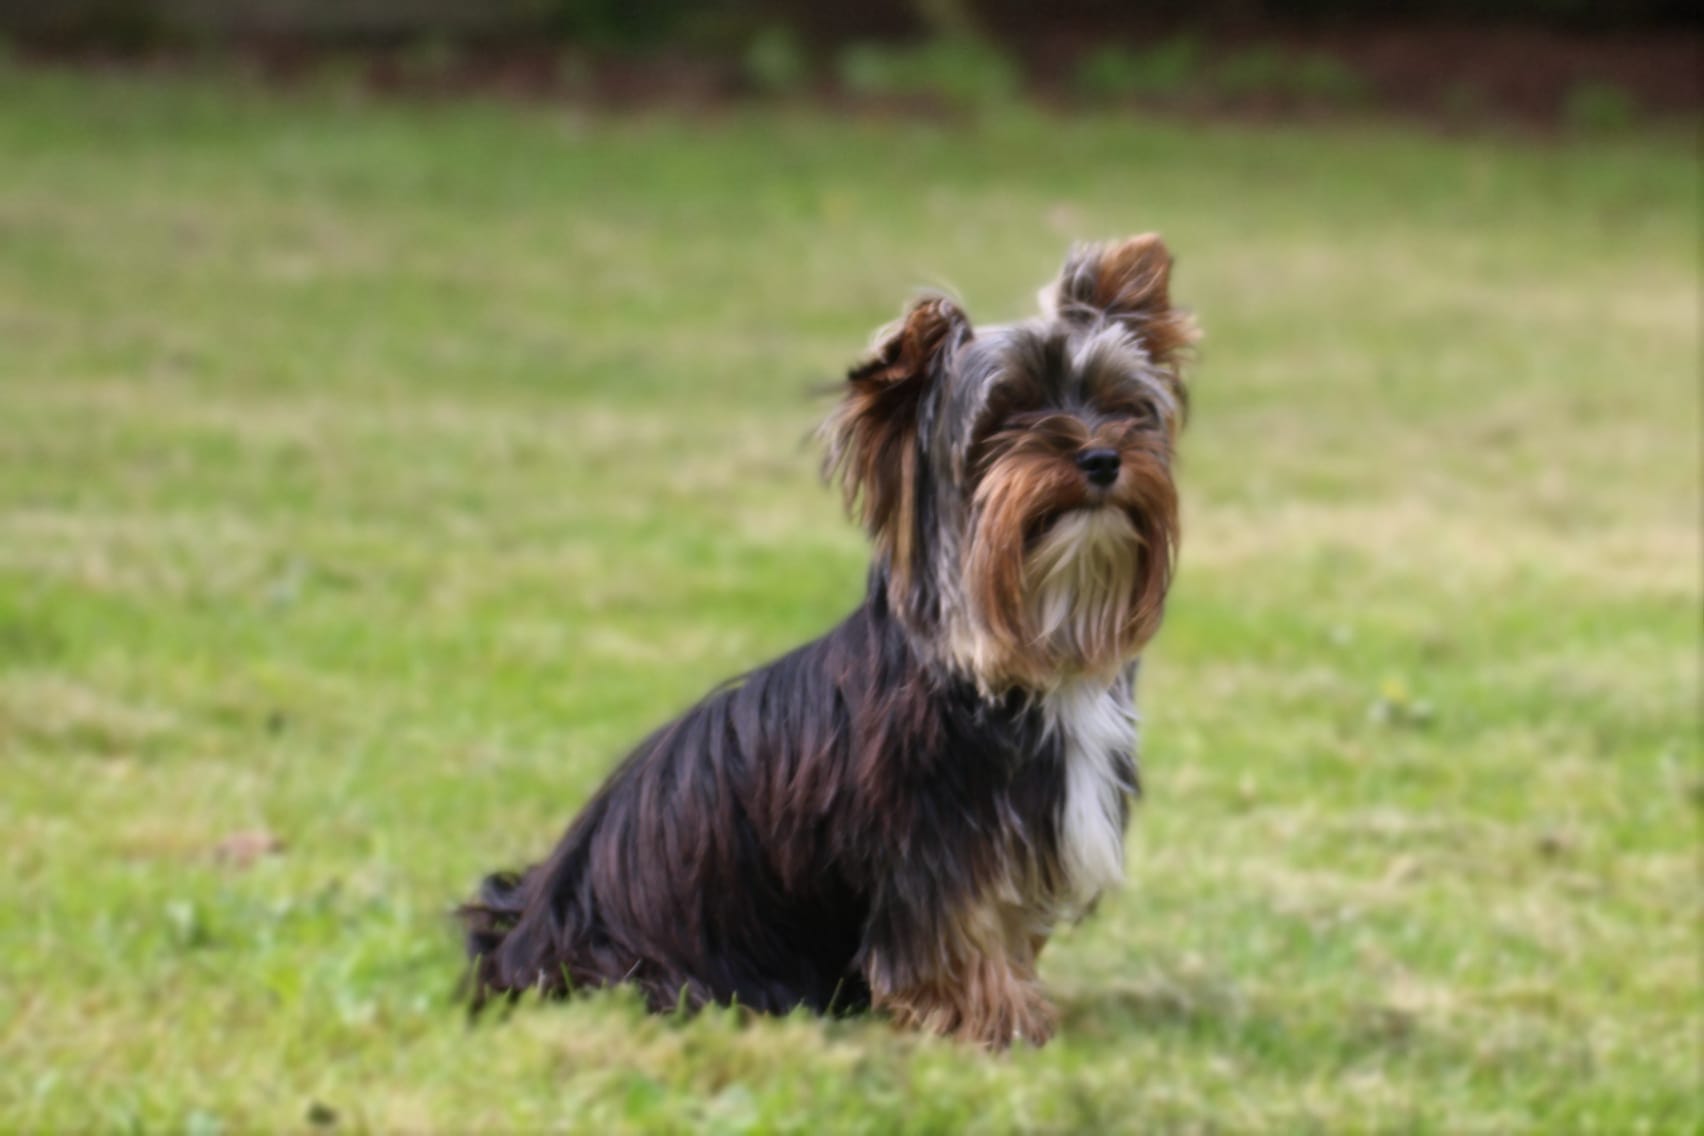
[0, 66, 1697, 1133]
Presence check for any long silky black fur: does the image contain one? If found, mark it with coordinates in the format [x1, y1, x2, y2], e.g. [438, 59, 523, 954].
[460, 576, 1113, 1017]
[460, 235, 1192, 1033]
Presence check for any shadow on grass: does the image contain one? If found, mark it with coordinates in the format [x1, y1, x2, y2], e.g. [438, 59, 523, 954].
[1055, 973, 1252, 1040]
[1054, 971, 1439, 1065]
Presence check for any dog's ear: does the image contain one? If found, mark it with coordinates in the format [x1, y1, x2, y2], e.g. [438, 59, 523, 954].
[824, 296, 971, 584]
[1042, 234, 1199, 375]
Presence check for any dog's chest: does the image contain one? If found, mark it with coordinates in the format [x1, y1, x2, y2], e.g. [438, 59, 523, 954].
[1042, 679, 1137, 911]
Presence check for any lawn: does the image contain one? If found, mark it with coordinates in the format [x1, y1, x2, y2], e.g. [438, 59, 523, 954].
[0, 65, 1696, 1133]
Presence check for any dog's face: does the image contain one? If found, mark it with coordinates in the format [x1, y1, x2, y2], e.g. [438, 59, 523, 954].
[826, 235, 1198, 692]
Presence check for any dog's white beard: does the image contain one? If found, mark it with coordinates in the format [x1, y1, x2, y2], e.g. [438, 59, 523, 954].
[1024, 507, 1143, 675]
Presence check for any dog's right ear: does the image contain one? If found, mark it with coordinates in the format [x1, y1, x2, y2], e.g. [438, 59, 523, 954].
[1041, 234, 1199, 377]
[823, 296, 971, 583]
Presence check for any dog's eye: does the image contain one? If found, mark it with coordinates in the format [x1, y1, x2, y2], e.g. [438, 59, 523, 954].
[1004, 409, 1057, 431]
[1100, 398, 1158, 430]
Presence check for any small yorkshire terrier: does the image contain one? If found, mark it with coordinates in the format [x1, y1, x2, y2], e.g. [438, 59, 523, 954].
[461, 235, 1197, 1048]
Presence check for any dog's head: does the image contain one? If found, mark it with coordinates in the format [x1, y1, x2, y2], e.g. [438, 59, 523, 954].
[825, 235, 1198, 692]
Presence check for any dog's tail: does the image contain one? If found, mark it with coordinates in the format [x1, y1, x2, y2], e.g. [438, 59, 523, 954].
[456, 788, 617, 1009]
[461, 869, 529, 959]
[456, 868, 534, 1010]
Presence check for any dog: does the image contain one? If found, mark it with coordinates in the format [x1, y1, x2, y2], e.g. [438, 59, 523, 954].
[460, 235, 1197, 1048]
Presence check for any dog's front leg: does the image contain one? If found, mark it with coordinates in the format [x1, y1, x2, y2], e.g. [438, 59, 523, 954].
[859, 889, 1057, 1049]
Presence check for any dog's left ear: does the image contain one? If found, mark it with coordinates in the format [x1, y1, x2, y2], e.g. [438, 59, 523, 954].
[825, 296, 971, 586]
[1042, 234, 1200, 376]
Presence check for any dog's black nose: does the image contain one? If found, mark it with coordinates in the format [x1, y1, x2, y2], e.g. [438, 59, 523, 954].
[1076, 448, 1121, 487]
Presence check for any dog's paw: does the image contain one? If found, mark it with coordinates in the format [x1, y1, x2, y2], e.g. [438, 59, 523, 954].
[968, 984, 1057, 1051]
[877, 968, 1059, 1050]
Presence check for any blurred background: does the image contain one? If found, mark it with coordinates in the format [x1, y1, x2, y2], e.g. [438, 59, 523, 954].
[1, 0, 1699, 125]
[0, 2, 1697, 1133]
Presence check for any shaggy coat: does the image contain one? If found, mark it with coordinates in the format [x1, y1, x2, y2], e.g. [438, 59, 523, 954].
[461, 235, 1197, 1047]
